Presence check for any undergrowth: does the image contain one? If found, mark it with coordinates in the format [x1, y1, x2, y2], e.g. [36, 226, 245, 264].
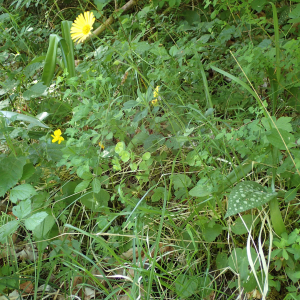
[0, 0, 300, 299]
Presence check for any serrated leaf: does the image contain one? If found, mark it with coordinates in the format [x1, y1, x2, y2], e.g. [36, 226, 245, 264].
[12, 199, 31, 219]
[10, 184, 36, 203]
[225, 181, 277, 218]
[0, 220, 19, 243]
[152, 187, 166, 202]
[24, 212, 48, 231]
[171, 174, 192, 190]
[74, 180, 91, 193]
[266, 128, 295, 150]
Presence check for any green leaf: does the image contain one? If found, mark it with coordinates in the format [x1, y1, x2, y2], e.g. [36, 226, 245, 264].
[0, 110, 49, 128]
[228, 247, 259, 281]
[285, 188, 297, 203]
[225, 181, 277, 218]
[171, 174, 192, 190]
[175, 275, 198, 298]
[20, 163, 35, 181]
[92, 178, 101, 194]
[142, 152, 151, 161]
[266, 128, 295, 150]
[0, 156, 26, 198]
[42, 34, 59, 86]
[0, 220, 19, 243]
[10, 184, 36, 203]
[24, 212, 48, 231]
[231, 214, 259, 235]
[12, 199, 31, 219]
[33, 213, 56, 240]
[74, 180, 91, 193]
[203, 222, 223, 242]
[216, 252, 228, 269]
[23, 82, 47, 100]
[286, 268, 300, 283]
[151, 187, 166, 202]
[189, 184, 214, 197]
[80, 189, 110, 211]
[120, 150, 130, 162]
[61, 21, 75, 77]
[115, 142, 125, 154]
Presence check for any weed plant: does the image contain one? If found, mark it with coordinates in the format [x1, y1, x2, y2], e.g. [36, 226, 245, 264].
[0, 0, 300, 299]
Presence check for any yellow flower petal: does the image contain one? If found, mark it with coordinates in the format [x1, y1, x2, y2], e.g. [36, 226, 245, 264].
[70, 11, 95, 44]
[51, 129, 64, 144]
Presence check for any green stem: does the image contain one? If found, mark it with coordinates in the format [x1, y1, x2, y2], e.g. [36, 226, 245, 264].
[270, 146, 286, 236]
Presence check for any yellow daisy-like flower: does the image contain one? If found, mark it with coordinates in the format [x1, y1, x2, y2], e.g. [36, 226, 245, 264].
[70, 11, 95, 44]
[99, 142, 105, 149]
[51, 129, 64, 144]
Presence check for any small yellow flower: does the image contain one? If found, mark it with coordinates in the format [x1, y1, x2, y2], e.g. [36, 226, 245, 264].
[70, 11, 95, 44]
[99, 142, 105, 149]
[151, 99, 158, 106]
[51, 129, 64, 144]
[153, 86, 160, 98]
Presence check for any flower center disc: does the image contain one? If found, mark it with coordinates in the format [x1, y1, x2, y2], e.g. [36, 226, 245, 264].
[82, 25, 91, 35]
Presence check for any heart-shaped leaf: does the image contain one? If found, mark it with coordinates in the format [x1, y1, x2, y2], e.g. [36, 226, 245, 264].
[225, 181, 277, 218]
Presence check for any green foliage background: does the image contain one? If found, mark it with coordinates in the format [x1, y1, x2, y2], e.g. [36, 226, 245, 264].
[1, 0, 300, 299]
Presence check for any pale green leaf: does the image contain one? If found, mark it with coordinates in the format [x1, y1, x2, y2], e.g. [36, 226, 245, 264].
[24, 212, 48, 231]
[10, 184, 36, 203]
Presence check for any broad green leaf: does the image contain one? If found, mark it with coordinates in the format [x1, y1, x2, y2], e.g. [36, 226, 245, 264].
[142, 152, 151, 161]
[74, 180, 91, 193]
[92, 178, 101, 194]
[228, 247, 259, 281]
[261, 116, 293, 132]
[23, 82, 47, 100]
[0, 110, 49, 128]
[189, 184, 214, 197]
[80, 189, 110, 212]
[0, 220, 19, 243]
[216, 252, 228, 269]
[231, 214, 259, 235]
[20, 163, 35, 181]
[24, 212, 48, 231]
[151, 187, 166, 202]
[120, 150, 130, 162]
[202, 222, 223, 242]
[175, 275, 198, 298]
[10, 184, 36, 203]
[0, 156, 26, 197]
[266, 128, 295, 150]
[171, 174, 192, 190]
[115, 142, 125, 154]
[225, 181, 277, 218]
[33, 213, 56, 240]
[12, 199, 31, 219]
